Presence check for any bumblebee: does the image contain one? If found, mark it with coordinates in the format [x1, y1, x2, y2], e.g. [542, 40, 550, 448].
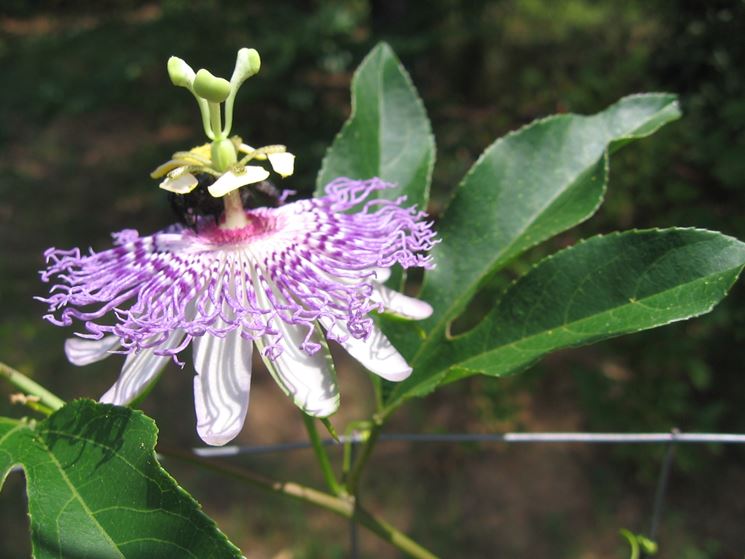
[169, 174, 286, 229]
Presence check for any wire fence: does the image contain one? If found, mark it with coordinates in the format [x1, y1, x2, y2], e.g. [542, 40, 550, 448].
[193, 430, 745, 457]
[193, 429, 745, 558]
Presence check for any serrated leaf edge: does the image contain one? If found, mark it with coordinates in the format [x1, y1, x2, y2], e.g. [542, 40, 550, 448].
[0, 400, 244, 559]
[385, 227, 744, 411]
[315, 42, 436, 209]
[404, 94, 681, 371]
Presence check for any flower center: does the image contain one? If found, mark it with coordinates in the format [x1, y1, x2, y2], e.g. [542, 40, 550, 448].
[200, 211, 279, 247]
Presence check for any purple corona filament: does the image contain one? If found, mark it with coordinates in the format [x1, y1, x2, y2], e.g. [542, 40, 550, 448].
[40, 178, 436, 445]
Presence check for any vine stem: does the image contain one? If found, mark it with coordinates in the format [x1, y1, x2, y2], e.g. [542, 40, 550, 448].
[0, 366, 435, 556]
[159, 445, 438, 559]
[345, 422, 381, 494]
[0, 362, 65, 412]
[302, 413, 344, 496]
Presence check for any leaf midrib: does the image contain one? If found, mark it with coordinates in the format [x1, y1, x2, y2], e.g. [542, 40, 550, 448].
[408, 147, 608, 371]
[375, 47, 385, 182]
[406, 99, 677, 374]
[0, 421, 23, 448]
[38, 435, 125, 558]
[435, 262, 736, 378]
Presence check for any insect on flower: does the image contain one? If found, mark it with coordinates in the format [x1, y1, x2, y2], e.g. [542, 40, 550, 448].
[39, 48, 436, 445]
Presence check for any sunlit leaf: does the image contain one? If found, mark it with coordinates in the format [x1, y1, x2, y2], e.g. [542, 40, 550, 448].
[421, 93, 679, 334]
[0, 400, 242, 559]
[316, 42, 435, 210]
[383, 94, 682, 404]
[383, 229, 745, 413]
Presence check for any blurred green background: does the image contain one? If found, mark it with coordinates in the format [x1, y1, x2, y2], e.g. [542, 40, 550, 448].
[1, 1, 744, 557]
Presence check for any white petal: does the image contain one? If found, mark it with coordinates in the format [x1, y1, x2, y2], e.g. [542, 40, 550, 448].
[100, 331, 184, 406]
[208, 166, 270, 197]
[256, 323, 339, 417]
[323, 319, 412, 381]
[65, 335, 120, 366]
[192, 330, 253, 446]
[371, 284, 433, 320]
[267, 152, 295, 177]
[374, 267, 391, 283]
[250, 263, 339, 416]
[159, 169, 199, 194]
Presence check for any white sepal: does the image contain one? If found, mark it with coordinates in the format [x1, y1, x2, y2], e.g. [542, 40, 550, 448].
[192, 329, 253, 446]
[256, 325, 340, 418]
[374, 267, 392, 283]
[100, 331, 184, 406]
[65, 335, 120, 366]
[372, 284, 433, 320]
[322, 319, 412, 381]
[253, 271, 339, 417]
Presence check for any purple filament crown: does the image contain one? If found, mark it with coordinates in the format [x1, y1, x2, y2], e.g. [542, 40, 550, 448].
[39, 178, 436, 360]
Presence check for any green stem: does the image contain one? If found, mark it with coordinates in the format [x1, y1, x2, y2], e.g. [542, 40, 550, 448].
[302, 413, 343, 496]
[222, 91, 236, 138]
[340, 420, 371, 479]
[620, 530, 640, 559]
[160, 444, 350, 513]
[353, 503, 439, 559]
[0, 362, 65, 412]
[194, 95, 215, 140]
[346, 422, 381, 495]
[371, 376, 383, 412]
[342, 425, 358, 478]
[208, 101, 223, 140]
[159, 446, 438, 559]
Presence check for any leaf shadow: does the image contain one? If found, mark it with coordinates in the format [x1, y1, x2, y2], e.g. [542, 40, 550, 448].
[40, 399, 132, 471]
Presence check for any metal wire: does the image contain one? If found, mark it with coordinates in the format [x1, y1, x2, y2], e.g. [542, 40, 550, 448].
[192, 430, 745, 457]
[6, 427, 738, 557]
[189, 428, 745, 559]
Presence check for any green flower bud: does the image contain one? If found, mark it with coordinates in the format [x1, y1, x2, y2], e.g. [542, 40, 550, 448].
[231, 48, 261, 86]
[167, 56, 196, 89]
[193, 69, 232, 103]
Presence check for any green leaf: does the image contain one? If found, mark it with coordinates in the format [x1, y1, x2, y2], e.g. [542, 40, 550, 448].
[0, 400, 242, 559]
[315, 42, 435, 210]
[384, 93, 681, 398]
[383, 229, 745, 413]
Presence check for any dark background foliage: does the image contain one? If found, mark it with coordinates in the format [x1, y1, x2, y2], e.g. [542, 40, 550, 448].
[1, 1, 744, 557]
